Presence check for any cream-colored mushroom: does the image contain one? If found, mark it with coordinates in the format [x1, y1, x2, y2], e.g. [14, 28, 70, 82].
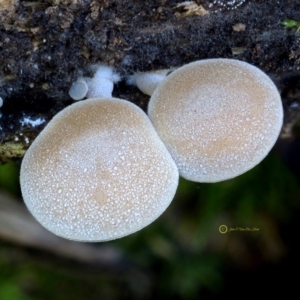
[20, 98, 179, 242]
[148, 58, 283, 182]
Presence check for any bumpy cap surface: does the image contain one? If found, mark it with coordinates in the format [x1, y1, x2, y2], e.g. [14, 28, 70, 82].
[148, 59, 283, 182]
[20, 98, 179, 241]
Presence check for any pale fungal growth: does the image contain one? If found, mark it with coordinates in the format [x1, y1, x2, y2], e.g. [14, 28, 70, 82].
[85, 64, 121, 98]
[148, 58, 283, 183]
[207, 0, 248, 11]
[68, 64, 121, 100]
[20, 98, 179, 242]
[68, 78, 88, 100]
[19, 117, 46, 127]
[128, 69, 173, 96]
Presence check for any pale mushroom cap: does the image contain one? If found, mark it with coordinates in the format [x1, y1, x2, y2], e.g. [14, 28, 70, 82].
[68, 64, 121, 100]
[85, 77, 114, 98]
[20, 98, 179, 241]
[148, 59, 283, 182]
[68, 78, 88, 100]
[135, 70, 171, 96]
[90, 63, 121, 83]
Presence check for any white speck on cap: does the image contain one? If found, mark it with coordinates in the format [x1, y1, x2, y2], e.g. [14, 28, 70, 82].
[148, 59, 283, 182]
[20, 98, 179, 241]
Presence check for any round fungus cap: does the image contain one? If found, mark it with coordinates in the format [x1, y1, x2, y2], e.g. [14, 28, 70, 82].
[20, 98, 179, 241]
[68, 78, 88, 100]
[148, 58, 283, 182]
[68, 64, 121, 101]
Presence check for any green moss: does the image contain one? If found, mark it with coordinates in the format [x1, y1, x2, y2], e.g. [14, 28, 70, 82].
[0, 162, 21, 195]
[282, 19, 300, 32]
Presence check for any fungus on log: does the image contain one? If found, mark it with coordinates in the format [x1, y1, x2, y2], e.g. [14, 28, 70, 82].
[20, 98, 179, 242]
[148, 59, 283, 182]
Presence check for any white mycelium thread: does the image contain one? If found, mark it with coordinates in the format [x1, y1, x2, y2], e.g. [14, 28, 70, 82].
[148, 59, 283, 183]
[20, 98, 179, 241]
[207, 0, 247, 11]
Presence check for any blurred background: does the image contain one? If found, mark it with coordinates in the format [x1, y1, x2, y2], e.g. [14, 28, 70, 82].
[0, 124, 300, 300]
